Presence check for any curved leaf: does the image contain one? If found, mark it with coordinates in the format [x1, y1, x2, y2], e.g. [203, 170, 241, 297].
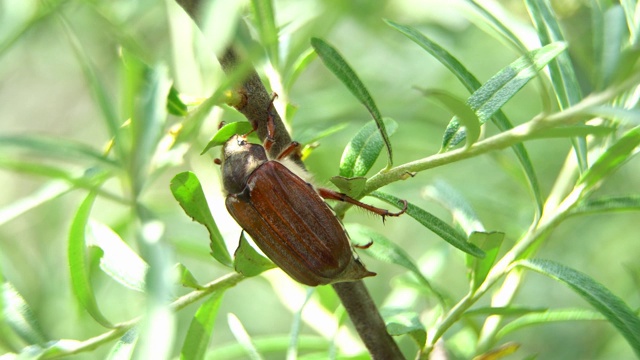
[415, 89, 480, 149]
[201, 121, 254, 154]
[369, 191, 485, 258]
[1, 282, 47, 345]
[571, 195, 640, 215]
[496, 308, 605, 339]
[442, 42, 568, 149]
[516, 259, 640, 357]
[339, 118, 398, 177]
[170, 172, 233, 267]
[68, 192, 114, 328]
[233, 233, 275, 278]
[311, 37, 394, 168]
[385, 20, 543, 212]
[180, 291, 225, 360]
[88, 220, 148, 292]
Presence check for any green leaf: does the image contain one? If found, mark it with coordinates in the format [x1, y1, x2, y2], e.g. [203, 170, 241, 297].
[167, 85, 188, 116]
[571, 195, 640, 215]
[1, 282, 47, 345]
[227, 313, 264, 360]
[496, 308, 606, 339]
[442, 42, 568, 149]
[329, 176, 367, 198]
[345, 223, 443, 302]
[174, 263, 203, 290]
[621, 0, 640, 46]
[422, 180, 485, 234]
[385, 20, 542, 212]
[464, 306, 548, 317]
[516, 259, 640, 357]
[233, 233, 275, 278]
[106, 329, 137, 360]
[88, 220, 148, 292]
[287, 289, 314, 360]
[68, 192, 114, 328]
[251, 0, 279, 69]
[0, 135, 117, 168]
[170, 172, 233, 267]
[578, 126, 640, 191]
[382, 309, 426, 348]
[524, 0, 582, 109]
[369, 191, 485, 258]
[311, 37, 394, 168]
[0, 180, 72, 227]
[180, 291, 225, 360]
[466, 231, 504, 291]
[415, 89, 480, 149]
[464, 0, 528, 51]
[339, 118, 398, 178]
[599, 6, 628, 88]
[585, 106, 640, 126]
[201, 121, 255, 154]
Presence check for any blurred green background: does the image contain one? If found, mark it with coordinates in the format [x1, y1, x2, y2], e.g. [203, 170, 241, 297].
[1, 0, 639, 359]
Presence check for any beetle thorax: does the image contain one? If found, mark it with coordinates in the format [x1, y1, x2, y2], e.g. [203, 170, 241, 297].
[221, 135, 269, 194]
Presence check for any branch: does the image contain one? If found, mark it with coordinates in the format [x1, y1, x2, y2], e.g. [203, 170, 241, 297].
[174, 1, 404, 359]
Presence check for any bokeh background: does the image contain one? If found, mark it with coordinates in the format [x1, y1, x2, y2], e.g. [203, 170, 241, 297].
[1, 0, 638, 359]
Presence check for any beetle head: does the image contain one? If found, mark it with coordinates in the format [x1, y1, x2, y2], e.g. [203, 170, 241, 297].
[221, 135, 268, 194]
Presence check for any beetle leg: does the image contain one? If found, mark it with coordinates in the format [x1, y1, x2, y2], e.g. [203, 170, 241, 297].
[316, 188, 408, 222]
[277, 141, 301, 160]
[263, 93, 279, 152]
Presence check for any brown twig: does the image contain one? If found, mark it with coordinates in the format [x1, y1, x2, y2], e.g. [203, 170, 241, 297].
[174, 1, 404, 358]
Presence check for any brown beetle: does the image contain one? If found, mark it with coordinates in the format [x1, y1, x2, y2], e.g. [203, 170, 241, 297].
[218, 98, 407, 286]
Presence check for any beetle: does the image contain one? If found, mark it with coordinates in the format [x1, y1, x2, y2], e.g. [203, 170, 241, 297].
[218, 97, 407, 286]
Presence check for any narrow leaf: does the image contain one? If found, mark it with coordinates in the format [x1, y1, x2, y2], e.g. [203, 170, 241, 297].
[530, 125, 615, 139]
[311, 37, 394, 167]
[233, 233, 275, 278]
[443, 42, 568, 149]
[329, 176, 367, 198]
[516, 258, 640, 357]
[415, 89, 480, 148]
[0, 135, 117, 167]
[251, 0, 279, 69]
[201, 121, 255, 154]
[571, 195, 640, 215]
[88, 220, 148, 292]
[346, 223, 443, 302]
[585, 106, 640, 126]
[228, 313, 264, 360]
[474, 342, 520, 360]
[465, 306, 548, 317]
[338, 118, 398, 177]
[385, 20, 542, 212]
[1, 283, 47, 345]
[422, 180, 485, 234]
[578, 126, 640, 191]
[174, 263, 203, 290]
[68, 192, 114, 328]
[170, 172, 233, 267]
[496, 308, 606, 339]
[369, 191, 485, 258]
[180, 291, 224, 360]
[106, 329, 137, 360]
[466, 231, 504, 291]
[382, 309, 426, 347]
[167, 85, 188, 116]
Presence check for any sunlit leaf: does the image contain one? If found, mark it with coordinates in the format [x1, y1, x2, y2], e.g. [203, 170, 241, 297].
[369, 192, 485, 258]
[442, 42, 568, 149]
[88, 220, 148, 292]
[311, 37, 394, 168]
[201, 121, 255, 154]
[180, 291, 225, 360]
[228, 313, 264, 360]
[339, 118, 398, 177]
[382, 309, 426, 348]
[233, 233, 275, 278]
[578, 126, 640, 192]
[251, 0, 279, 69]
[516, 259, 640, 357]
[170, 172, 233, 267]
[385, 20, 543, 212]
[1, 283, 47, 345]
[466, 231, 504, 291]
[68, 192, 114, 328]
[496, 308, 605, 339]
